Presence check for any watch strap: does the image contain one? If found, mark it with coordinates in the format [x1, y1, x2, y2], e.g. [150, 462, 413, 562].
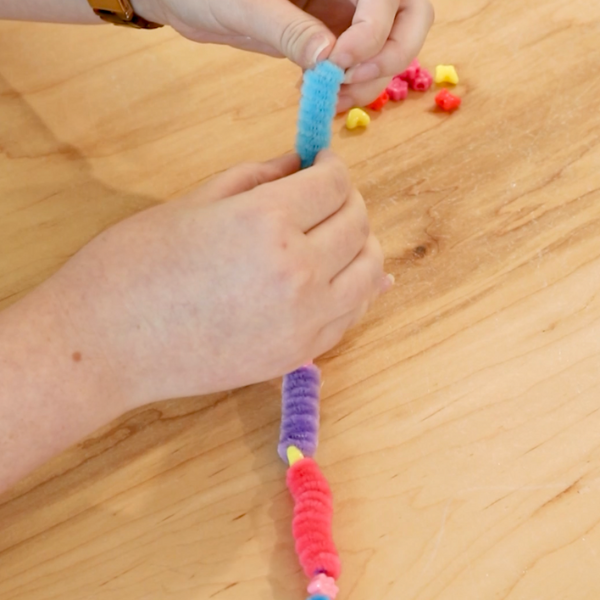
[88, 0, 163, 29]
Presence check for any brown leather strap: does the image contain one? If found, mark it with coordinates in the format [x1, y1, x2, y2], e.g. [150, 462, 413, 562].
[93, 9, 163, 28]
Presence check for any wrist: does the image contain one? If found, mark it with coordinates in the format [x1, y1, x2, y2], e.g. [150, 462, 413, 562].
[0, 285, 129, 415]
[0, 284, 130, 490]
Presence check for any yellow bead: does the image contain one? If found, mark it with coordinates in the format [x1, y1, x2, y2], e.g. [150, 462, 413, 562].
[346, 108, 370, 130]
[287, 446, 304, 466]
[435, 65, 459, 85]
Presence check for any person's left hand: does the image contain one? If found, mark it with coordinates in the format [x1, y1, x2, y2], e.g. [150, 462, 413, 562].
[135, 0, 434, 111]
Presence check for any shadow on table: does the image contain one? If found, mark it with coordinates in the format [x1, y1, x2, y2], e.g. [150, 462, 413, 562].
[0, 72, 159, 309]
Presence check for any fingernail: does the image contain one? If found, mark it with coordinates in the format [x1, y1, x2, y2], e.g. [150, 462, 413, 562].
[380, 273, 395, 293]
[307, 35, 331, 67]
[345, 62, 380, 84]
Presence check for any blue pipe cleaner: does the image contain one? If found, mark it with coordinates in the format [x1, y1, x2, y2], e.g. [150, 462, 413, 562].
[295, 61, 345, 169]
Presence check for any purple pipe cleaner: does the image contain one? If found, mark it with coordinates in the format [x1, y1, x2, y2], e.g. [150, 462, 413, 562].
[278, 364, 321, 462]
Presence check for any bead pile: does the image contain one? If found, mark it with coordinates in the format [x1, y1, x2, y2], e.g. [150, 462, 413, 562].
[345, 59, 462, 129]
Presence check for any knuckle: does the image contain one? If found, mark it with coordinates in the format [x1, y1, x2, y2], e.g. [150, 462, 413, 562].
[350, 301, 370, 327]
[347, 275, 372, 309]
[233, 161, 260, 175]
[262, 211, 295, 252]
[236, 204, 286, 241]
[275, 257, 317, 312]
[279, 18, 321, 55]
[234, 200, 263, 226]
[231, 162, 263, 187]
[321, 325, 346, 355]
[370, 234, 384, 265]
[363, 23, 387, 55]
[325, 159, 352, 199]
[355, 201, 371, 239]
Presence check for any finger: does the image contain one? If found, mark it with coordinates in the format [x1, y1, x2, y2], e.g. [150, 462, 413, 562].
[330, 233, 385, 313]
[265, 150, 352, 232]
[312, 263, 393, 358]
[307, 188, 370, 279]
[336, 77, 390, 113]
[344, 0, 435, 84]
[228, 0, 336, 69]
[310, 302, 369, 358]
[174, 29, 284, 57]
[200, 154, 300, 202]
[328, 0, 400, 71]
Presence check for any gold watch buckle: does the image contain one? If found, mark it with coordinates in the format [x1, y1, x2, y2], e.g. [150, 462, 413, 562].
[88, 0, 163, 29]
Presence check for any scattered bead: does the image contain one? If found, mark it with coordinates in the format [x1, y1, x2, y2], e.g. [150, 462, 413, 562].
[366, 91, 389, 111]
[346, 108, 370, 130]
[287, 445, 304, 466]
[435, 89, 462, 111]
[397, 59, 421, 82]
[308, 574, 339, 599]
[435, 64, 459, 85]
[396, 60, 433, 91]
[412, 69, 433, 92]
[386, 77, 409, 100]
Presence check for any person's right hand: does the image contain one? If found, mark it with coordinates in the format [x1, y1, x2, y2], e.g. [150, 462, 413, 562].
[136, 0, 434, 112]
[45, 151, 390, 408]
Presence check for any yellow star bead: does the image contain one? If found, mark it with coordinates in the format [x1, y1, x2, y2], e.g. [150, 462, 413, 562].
[435, 65, 459, 85]
[346, 108, 370, 130]
[286, 445, 304, 466]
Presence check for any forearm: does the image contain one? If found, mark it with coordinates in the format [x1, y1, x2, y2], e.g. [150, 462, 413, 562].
[0, 0, 161, 25]
[0, 282, 127, 494]
[0, 0, 102, 23]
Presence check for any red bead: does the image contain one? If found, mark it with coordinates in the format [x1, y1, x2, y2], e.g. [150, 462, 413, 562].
[366, 91, 389, 111]
[435, 89, 462, 111]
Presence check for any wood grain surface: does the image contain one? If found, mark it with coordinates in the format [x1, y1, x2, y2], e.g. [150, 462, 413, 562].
[2, 0, 600, 598]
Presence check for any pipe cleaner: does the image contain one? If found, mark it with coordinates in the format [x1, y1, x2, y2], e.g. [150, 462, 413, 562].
[295, 60, 345, 169]
[281, 60, 344, 600]
[278, 363, 321, 462]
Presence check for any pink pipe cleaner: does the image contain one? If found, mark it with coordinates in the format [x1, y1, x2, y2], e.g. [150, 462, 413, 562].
[286, 457, 341, 580]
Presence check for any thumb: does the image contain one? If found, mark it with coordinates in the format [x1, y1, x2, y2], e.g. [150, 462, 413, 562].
[241, 0, 336, 69]
[199, 154, 301, 202]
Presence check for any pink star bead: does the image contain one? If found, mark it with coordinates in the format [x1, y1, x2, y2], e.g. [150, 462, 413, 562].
[386, 77, 409, 100]
[308, 574, 339, 600]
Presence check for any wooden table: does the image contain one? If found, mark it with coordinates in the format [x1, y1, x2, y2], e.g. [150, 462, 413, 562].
[2, 0, 600, 598]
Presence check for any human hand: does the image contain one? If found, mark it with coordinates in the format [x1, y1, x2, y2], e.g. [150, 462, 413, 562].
[46, 151, 389, 407]
[136, 0, 434, 112]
